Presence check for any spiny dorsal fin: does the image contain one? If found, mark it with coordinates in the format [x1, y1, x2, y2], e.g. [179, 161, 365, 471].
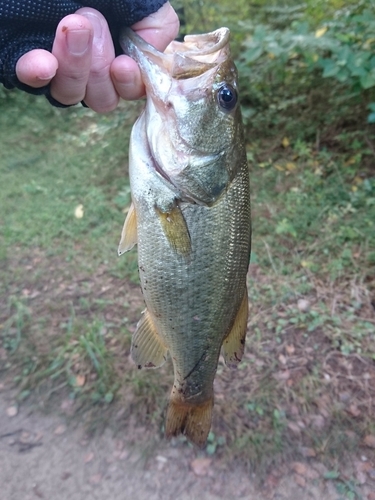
[131, 309, 168, 369]
[155, 205, 191, 257]
[222, 288, 248, 368]
[118, 202, 137, 256]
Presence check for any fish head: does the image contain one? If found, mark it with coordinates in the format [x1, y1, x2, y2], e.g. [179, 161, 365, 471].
[121, 28, 245, 205]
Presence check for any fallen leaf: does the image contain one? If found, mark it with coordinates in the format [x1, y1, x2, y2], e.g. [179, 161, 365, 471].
[292, 462, 307, 476]
[278, 354, 287, 365]
[299, 447, 316, 458]
[315, 26, 328, 38]
[119, 450, 129, 461]
[287, 422, 301, 436]
[347, 404, 361, 417]
[89, 474, 102, 485]
[191, 458, 212, 477]
[285, 344, 295, 355]
[294, 474, 306, 487]
[311, 415, 325, 429]
[60, 399, 75, 416]
[355, 469, 367, 485]
[84, 452, 95, 464]
[281, 136, 290, 148]
[286, 162, 297, 171]
[74, 204, 84, 219]
[297, 299, 310, 312]
[75, 374, 86, 387]
[54, 424, 67, 435]
[6, 405, 18, 417]
[34, 432, 43, 443]
[364, 435, 375, 448]
[273, 370, 290, 381]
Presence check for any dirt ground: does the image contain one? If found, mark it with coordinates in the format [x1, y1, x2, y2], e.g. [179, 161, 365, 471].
[2, 388, 375, 500]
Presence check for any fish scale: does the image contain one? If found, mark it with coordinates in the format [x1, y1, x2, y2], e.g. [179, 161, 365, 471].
[119, 27, 251, 447]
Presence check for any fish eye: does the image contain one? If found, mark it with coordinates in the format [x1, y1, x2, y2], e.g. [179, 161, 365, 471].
[217, 84, 237, 112]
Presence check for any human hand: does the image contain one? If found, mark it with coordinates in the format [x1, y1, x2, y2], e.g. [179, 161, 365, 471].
[15, 2, 179, 112]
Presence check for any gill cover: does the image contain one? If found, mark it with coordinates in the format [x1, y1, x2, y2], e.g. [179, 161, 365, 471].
[120, 28, 242, 206]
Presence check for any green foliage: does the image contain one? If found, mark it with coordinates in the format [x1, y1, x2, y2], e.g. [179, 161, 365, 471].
[236, 1, 375, 138]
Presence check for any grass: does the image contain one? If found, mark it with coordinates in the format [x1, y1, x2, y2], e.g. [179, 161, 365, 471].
[0, 85, 375, 470]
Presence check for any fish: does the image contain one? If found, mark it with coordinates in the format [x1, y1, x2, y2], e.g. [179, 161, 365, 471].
[118, 27, 251, 447]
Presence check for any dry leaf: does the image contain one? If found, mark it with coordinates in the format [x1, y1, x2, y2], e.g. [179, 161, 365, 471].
[315, 27, 328, 38]
[281, 136, 290, 148]
[84, 452, 95, 464]
[294, 474, 306, 487]
[278, 354, 287, 365]
[292, 462, 307, 476]
[191, 458, 212, 477]
[287, 422, 301, 436]
[364, 435, 375, 448]
[74, 204, 84, 219]
[297, 299, 310, 312]
[6, 405, 18, 417]
[89, 474, 102, 485]
[75, 374, 86, 387]
[299, 447, 316, 458]
[54, 424, 67, 435]
[347, 404, 361, 417]
[285, 344, 295, 355]
[273, 370, 290, 381]
[286, 162, 297, 171]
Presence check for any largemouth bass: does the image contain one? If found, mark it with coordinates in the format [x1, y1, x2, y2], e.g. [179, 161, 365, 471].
[119, 27, 251, 447]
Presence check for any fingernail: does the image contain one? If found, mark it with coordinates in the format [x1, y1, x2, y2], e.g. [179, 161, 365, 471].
[66, 29, 91, 55]
[117, 71, 136, 87]
[82, 12, 103, 40]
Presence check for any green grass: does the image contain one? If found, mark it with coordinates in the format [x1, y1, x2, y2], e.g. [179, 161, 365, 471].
[0, 89, 139, 273]
[0, 84, 375, 468]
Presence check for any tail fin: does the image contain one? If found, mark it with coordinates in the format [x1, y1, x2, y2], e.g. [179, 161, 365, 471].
[165, 397, 213, 448]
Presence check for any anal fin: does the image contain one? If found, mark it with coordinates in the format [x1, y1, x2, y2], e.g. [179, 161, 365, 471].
[222, 288, 248, 368]
[155, 204, 191, 257]
[165, 397, 213, 448]
[131, 309, 168, 369]
[118, 202, 137, 256]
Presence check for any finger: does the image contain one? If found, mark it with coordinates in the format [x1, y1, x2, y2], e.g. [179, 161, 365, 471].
[132, 2, 180, 51]
[112, 2, 179, 101]
[75, 8, 119, 113]
[16, 49, 58, 88]
[50, 14, 93, 105]
[111, 55, 144, 101]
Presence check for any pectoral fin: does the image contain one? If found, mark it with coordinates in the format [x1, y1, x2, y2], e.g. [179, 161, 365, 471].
[118, 202, 137, 256]
[222, 289, 248, 368]
[131, 309, 168, 369]
[156, 205, 191, 257]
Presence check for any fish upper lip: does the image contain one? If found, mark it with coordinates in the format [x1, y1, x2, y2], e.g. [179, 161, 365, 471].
[119, 27, 231, 81]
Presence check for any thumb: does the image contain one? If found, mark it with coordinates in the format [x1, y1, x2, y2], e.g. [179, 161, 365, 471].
[131, 2, 180, 51]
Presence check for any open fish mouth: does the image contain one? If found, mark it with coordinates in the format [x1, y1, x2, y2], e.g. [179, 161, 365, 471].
[120, 27, 230, 83]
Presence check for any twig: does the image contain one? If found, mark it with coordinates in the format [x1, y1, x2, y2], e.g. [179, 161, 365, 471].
[365, 135, 375, 158]
[262, 239, 278, 274]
